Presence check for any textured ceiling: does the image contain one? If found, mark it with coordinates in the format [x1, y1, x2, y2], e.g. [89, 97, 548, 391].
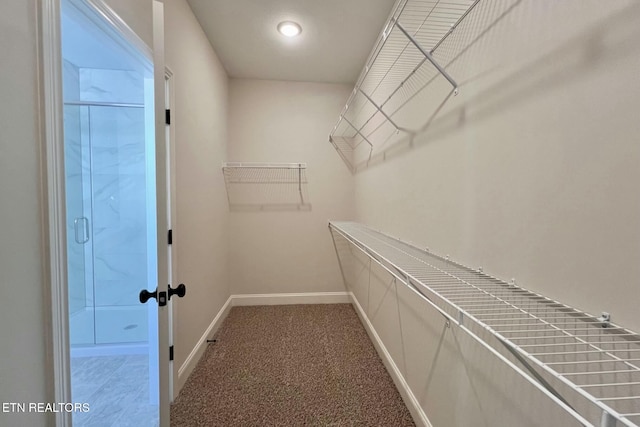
[186, 0, 398, 84]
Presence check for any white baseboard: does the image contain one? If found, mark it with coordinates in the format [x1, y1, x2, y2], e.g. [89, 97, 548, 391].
[349, 292, 432, 427]
[176, 295, 233, 393]
[231, 291, 350, 306]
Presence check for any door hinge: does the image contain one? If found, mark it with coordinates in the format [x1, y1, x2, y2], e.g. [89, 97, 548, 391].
[169, 345, 174, 361]
[168, 229, 172, 245]
[165, 109, 171, 125]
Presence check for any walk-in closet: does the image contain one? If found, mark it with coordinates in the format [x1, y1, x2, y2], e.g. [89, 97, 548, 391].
[2, 0, 639, 426]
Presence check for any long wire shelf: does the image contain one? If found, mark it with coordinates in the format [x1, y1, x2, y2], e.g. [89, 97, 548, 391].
[222, 162, 310, 211]
[329, 0, 480, 172]
[329, 221, 640, 427]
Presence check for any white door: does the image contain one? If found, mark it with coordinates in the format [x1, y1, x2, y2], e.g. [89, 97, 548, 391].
[59, 0, 171, 425]
[151, 2, 171, 426]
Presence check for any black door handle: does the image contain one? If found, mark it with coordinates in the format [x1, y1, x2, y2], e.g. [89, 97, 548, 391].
[139, 288, 167, 306]
[139, 289, 157, 304]
[168, 283, 186, 300]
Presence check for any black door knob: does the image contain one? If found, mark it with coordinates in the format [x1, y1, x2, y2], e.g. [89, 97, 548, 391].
[139, 288, 167, 306]
[168, 283, 186, 300]
[139, 289, 157, 304]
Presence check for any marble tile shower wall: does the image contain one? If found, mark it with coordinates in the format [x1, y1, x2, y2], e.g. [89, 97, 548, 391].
[79, 68, 144, 104]
[65, 65, 149, 344]
[85, 69, 148, 344]
[90, 106, 147, 308]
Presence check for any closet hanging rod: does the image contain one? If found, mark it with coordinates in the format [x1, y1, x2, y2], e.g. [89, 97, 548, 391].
[329, 222, 593, 426]
[222, 162, 306, 169]
[328, 0, 480, 173]
[329, 221, 640, 427]
[221, 162, 309, 210]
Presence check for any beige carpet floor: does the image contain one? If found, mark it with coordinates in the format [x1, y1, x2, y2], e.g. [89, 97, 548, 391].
[171, 304, 415, 426]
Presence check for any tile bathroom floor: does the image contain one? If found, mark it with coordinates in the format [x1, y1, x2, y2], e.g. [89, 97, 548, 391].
[71, 354, 158, 427]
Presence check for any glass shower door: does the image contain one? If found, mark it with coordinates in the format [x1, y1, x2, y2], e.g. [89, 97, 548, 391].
[65, 104, 95, 346]
[65, 104, 150, 346]
[89, 104, 150, 345]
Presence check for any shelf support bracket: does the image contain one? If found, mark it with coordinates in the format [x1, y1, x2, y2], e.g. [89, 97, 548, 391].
[497, 339, 576, 415]
[298, 164, 304, 205]
[393, 20, 459, 93]
[340, 116, 374, 150]
[357, 88, 404, 133]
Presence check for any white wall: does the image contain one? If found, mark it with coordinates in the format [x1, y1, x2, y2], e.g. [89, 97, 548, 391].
[0, 1, 50, 426]
[227, 79, 354, 295]
[164, 0, 230, 393]
[345, 1, 640, 426]
[353, 0, 640, 333]
[104, 0, 152, 47]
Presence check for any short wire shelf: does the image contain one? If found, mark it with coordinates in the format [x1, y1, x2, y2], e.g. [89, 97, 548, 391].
[222, 163, 310, 211]
[329, 221, 640, 427]
[329, 0, 480, 172]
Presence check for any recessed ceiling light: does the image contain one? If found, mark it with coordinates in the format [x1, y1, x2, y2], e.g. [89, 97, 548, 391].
[277, 21, 302, 38]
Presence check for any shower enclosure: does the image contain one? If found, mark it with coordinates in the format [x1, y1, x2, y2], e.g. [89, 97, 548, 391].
[61, 1, 161, 424]
[61, 0, 160, 427]
[62, 0, 158, 352]
[64, 96, 154, 351]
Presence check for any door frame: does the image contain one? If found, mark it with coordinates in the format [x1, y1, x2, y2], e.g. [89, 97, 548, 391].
[164, 67, 180, 402]
[39, 0, 169, 425]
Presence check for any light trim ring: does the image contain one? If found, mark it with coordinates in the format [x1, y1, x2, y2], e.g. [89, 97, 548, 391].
[277, 21, 302, 37]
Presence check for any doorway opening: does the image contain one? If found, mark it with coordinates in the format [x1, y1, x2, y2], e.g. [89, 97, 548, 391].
[61, 0, 159, 425]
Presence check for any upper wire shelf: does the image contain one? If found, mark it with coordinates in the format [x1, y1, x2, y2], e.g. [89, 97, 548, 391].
[329, 0, 479, 172]
[329, 221, 640, 427]
[222, 163, 310, 211]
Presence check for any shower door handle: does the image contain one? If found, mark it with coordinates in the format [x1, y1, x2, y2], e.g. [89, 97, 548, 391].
[74, 217, 90, 244]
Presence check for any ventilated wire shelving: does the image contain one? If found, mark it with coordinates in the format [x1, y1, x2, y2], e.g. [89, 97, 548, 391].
[329, 0, 480, 172]
[222, 162, 309, 211]
[329, 221, 640, 427]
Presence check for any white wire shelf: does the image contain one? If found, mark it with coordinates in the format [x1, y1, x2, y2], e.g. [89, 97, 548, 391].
[329, 0, 480, 172]
[222, 163, 310, 211]
[329, 221, 640, 427]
